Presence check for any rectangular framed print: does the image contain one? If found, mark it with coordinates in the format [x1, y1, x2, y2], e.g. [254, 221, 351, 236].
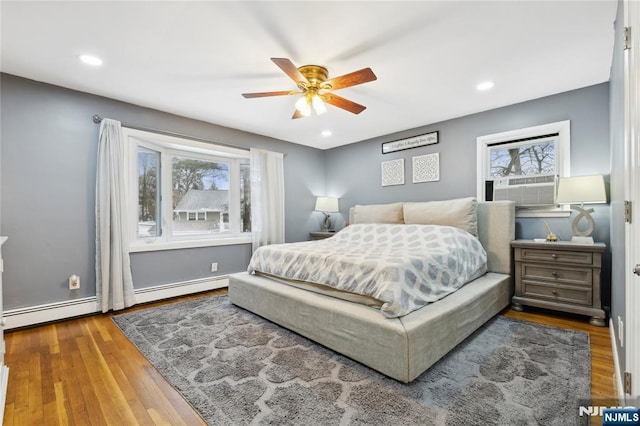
[382, 131, 439, 154]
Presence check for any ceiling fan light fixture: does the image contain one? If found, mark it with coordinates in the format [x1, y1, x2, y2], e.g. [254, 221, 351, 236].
[295, 96, 312, 117]
[312, 94, 327, 115]
[242, 58, 377, 119]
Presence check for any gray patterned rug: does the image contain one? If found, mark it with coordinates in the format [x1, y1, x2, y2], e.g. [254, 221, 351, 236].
[112, 294, 591, 425]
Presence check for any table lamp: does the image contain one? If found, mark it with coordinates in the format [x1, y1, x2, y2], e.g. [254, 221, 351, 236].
[315, 196, 339, 231]
[555, 175, 607, 244]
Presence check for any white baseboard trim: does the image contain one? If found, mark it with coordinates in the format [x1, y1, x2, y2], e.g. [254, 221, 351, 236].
[4, 296, 99, 330]
[134, 276, 228, 304]
[3, 276, 229, 330]
[610, 317, 625, 403]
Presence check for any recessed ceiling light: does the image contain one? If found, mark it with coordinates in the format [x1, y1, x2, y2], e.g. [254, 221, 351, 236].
[321, 130, 332, 137]
[79, 54, 103, 66]
[476, 81, 495, 91]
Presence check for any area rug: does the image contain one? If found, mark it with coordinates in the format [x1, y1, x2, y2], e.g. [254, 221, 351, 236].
[113, 294, 591, 425]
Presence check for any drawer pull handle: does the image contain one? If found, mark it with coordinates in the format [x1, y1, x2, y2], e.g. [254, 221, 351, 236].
[551, 271, 559, 277]
[551, 254, 558, 259]
[551, 290, 559, 296]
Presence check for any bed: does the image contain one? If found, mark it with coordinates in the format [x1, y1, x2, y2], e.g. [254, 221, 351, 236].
[229, 199, 515, 383]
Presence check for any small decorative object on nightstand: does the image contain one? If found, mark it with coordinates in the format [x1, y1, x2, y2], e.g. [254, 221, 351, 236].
[511, 239, 606, 326]
[310, 231, 335, 241]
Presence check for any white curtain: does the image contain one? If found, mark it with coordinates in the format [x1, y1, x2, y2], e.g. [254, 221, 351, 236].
[250, 148, 285, 252]
[95, 119, 136, 312]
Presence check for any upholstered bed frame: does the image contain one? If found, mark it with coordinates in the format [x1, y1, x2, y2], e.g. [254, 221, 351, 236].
[229, 200, 515, 383]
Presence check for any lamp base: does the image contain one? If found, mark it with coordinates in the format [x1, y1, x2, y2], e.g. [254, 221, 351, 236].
[570, 236, 594, 244]
[321, 212, 331, 232]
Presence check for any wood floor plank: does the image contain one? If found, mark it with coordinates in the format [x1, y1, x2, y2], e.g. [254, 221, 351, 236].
[57, 339, 91, 426]
[27, 352, 44, 424]
[75, 321, 139, 425]
[3, 289, 616, 425]
[53, 381, 69, 426]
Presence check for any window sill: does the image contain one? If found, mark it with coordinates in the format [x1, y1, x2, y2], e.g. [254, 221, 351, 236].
[129, 236, 251, 253]
[515, 210, 571, 218]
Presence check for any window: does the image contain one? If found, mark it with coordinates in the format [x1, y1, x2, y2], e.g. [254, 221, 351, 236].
[137, 146, 161, 237]
[476, 121, 570, 217]
[124, 128, 251, 251]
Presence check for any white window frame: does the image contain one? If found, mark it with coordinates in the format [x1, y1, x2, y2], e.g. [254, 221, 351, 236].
[123, 128, 251, 252]
[476, 120, 571, 218]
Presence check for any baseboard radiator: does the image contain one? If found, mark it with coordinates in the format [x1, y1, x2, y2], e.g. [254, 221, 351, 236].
[3, 275, 229, 330]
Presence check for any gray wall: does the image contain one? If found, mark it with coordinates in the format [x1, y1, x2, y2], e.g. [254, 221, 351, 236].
[0, 73, 326, 309]
[0, 73, 614, 317]
[609, 0, 626, 372]
[326, 83, 611, 306]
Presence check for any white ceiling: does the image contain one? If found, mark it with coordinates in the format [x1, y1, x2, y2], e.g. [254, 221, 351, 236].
[0, 1, 617, 150]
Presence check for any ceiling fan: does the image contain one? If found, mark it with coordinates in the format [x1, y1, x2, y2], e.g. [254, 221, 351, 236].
[242, 58, 377, 119]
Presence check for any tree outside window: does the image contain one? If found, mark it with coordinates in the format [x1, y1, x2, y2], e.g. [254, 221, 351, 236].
[490, 141, 556, 178]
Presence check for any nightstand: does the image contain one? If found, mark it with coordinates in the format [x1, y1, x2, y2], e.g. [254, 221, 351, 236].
[511, 240, 606, 326]
[310, 231, 336, 241]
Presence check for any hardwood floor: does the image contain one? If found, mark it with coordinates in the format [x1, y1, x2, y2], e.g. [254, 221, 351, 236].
[2, 290, 616, 425]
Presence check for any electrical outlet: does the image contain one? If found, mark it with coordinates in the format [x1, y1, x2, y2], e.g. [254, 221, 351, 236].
[211, 262, 218, 273]
[618, 316, 624, 347]
[69, 275, 80, 290]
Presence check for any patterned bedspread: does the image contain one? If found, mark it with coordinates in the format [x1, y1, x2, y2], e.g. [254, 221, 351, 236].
[248, 224, 487, 318]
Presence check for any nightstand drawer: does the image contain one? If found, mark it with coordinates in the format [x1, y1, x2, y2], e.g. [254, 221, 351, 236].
[519, 248, 593, 265]
[522, 281, 592, 306]
[521, 264, 592, 287]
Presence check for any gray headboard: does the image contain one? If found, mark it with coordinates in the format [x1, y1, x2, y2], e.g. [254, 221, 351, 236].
[477, 201, 515, 274]
[347, 200, 515, 274]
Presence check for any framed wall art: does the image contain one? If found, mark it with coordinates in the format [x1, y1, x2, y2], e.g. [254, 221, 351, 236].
[381, 131, 439, 154]
[381, 158, 405, 186]
[412, 153, 440, 183]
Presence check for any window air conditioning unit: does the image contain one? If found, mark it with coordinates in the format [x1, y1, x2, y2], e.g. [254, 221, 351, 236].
[492, 175, 556, 207]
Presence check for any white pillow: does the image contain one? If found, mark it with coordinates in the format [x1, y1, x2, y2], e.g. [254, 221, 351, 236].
[351, 202, 404, 224]
[403, 197, 478, 236]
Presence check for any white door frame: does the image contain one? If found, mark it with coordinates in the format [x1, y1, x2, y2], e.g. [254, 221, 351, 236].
[623, 0, 640, 403]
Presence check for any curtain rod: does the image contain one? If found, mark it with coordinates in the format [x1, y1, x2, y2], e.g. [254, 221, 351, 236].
[92, 114, 250, 152]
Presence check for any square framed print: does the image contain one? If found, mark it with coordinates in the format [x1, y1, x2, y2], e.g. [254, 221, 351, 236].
[412, 153, 440, 183]
[381, 158, 405, 186]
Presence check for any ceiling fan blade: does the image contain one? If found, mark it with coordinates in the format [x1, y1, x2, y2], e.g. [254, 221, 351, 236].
[323, 68, 377, 91]
[271, 58, 308, 85]
[292, 110, 306, 119]
[321, 93, 367, 114]
[242, 90, 299, 98]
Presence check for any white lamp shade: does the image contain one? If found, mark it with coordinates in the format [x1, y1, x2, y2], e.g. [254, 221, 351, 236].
[311, 95, 327, 115]
[556, 175, 607, 204]
[315, 196, 339, 212]
[295, 96, 311, 117]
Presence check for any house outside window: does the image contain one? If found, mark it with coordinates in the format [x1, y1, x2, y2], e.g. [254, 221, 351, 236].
[476, 120, 571, 217]
[124, 128, 251, 251]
